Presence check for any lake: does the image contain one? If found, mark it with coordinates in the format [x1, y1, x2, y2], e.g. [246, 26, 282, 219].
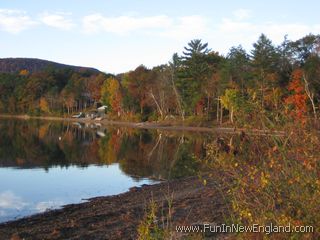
[0, 119, 209, 223]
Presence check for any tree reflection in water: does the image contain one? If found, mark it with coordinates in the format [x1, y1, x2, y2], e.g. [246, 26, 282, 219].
[0, 119, 207, 179]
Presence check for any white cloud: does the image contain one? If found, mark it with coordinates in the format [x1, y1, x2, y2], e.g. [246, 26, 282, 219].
[40, 12, 75, 30]
[262, 23, 320, 43]
[215, 16, 320, 52]
[219, 18, 255, 34]
[83, 14, 171, 34]
[158, 15, 208, 39]
[233, 9, 251, 21]
[0, 191, 28, 210]
[0, 9, 37, 34]
[82, 14, 208, 39]
[35, 200, 64, 212]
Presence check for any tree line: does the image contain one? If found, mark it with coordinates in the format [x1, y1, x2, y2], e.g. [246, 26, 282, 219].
[1, 33, 319, 126]
[0, 67, 112, 115]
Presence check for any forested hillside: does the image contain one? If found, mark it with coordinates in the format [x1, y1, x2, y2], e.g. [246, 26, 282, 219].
[0, 62, 113, 115]
[0, 58, 99, 74]
[0, 33, 319, 127]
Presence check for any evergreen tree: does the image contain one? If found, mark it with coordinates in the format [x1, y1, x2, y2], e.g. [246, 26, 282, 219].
[177, 39, 211, 115]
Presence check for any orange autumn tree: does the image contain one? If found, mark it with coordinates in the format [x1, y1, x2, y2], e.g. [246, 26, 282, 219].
[284, 69, 308, 124]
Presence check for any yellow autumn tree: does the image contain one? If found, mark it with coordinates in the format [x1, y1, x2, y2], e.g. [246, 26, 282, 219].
[39, 97, 50, 113]
[19, 69, 29, 76]
[101, 77, 122, 116]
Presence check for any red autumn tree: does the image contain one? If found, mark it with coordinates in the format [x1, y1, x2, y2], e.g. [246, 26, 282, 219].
[284, 69, 308, 123]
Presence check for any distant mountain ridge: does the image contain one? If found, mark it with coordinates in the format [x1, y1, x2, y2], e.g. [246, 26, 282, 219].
[0, 58, 101, 74]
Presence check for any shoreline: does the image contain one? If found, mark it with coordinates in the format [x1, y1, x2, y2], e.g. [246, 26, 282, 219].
[0, 175, 227, 239]
[0, 114, 285, 136]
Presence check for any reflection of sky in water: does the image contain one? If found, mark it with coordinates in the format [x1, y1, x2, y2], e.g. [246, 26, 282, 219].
[0, 165, 155, 223]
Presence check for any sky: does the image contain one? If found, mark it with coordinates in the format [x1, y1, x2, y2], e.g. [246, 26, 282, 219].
[0, 0, 319, 74]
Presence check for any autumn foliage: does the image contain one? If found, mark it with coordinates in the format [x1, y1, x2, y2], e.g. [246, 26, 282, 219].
[101, 77, 123, 116]
[0, 34, 319, 125]
[39, 97, 50, 113]
[284, 69, 308, 123]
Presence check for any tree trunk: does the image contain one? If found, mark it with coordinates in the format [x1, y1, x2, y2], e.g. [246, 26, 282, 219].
[170, 71, 184, 120]
[216, 97, 219, 123]
[260, 69, 265, 108]
[230, 107, 234, 123]
[220, 101, 223, 125]
[303, 74, 317, 120]
[150, 90, 163, 118]
[207, 94, 210, 119]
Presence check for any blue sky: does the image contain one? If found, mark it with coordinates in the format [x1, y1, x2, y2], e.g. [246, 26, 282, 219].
[0, 0, 319, 74]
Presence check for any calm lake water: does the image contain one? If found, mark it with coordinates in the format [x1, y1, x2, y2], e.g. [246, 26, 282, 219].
[0, 119, 209, 223]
